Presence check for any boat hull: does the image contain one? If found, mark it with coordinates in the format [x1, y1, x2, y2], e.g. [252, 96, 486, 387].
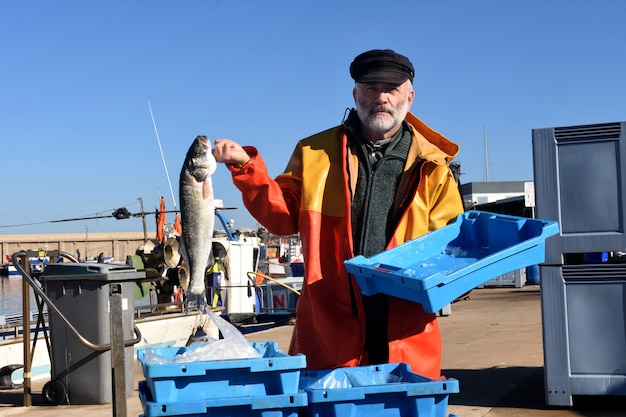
[0, 311, 218, 383]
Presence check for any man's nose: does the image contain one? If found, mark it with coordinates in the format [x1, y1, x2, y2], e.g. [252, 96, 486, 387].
[375, 94, 389, 105]
[373, 89, 389, 102]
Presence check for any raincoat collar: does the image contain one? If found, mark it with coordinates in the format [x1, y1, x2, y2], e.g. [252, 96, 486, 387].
[343, 108, 459, 165]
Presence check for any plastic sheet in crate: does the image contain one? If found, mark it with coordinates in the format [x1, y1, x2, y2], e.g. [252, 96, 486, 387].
[344, 210, 559, 313]
[137, 341, 306, 402]
[138, 380, 307, 417]
[299, 363, 459, 417]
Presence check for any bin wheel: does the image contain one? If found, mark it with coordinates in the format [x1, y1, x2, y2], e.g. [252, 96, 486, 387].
[42, 380, 67, 405]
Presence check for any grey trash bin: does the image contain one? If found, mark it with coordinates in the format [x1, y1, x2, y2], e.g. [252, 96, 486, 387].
[40, 263, 143, 404]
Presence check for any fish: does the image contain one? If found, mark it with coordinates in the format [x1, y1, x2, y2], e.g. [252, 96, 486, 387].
[179, 135, 217, 311]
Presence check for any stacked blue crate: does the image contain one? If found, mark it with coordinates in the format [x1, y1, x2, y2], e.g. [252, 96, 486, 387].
[138, 381, 307, 417]
[137, 341, 307, 417]
[299, 363, 459, 417]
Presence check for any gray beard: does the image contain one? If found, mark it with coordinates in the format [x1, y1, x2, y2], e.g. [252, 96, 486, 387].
[356, 100, 410, 138]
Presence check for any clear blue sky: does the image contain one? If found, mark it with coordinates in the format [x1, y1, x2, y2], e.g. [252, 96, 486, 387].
[1, 0, 625, 235]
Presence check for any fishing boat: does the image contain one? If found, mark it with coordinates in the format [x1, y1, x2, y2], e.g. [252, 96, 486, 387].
[0, 262, 39, 278]
[0, 263, 18, 277]
[1, 250, 53, 278]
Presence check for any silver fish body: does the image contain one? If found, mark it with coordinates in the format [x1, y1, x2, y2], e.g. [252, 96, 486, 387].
[179, 135, 217, 308]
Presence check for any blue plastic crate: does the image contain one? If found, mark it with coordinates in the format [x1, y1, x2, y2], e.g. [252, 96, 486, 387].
[344, 210, 559, 313]
[137, 341, 306, 403]
[299, 363, 459, 417]
[138, 380, 307, 417]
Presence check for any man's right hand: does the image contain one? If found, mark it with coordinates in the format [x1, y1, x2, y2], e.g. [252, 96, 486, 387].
[213, 139, 251, 166]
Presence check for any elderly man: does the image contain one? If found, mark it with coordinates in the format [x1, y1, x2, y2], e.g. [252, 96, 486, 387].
[213, 49, 464, 377]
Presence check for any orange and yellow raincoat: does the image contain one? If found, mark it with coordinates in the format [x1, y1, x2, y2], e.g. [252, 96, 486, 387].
[227, 112, 464, 378]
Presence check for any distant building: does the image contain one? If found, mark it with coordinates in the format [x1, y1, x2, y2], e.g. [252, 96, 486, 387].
[460, 181, 534, 218]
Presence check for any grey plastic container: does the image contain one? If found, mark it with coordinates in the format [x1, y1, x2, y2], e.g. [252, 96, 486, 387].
[532, 121, 626, 264]
[40, 263, 143, 404]
[540, 264, 626, 405]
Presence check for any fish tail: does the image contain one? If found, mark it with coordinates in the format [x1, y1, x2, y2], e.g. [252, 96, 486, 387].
[185, 293, 208, 313]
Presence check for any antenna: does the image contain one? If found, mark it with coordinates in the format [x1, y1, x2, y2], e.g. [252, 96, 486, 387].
[148, 101, 177, 209]
[483, 126, 489, 182]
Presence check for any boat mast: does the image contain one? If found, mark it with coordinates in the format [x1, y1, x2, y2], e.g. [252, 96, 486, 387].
[148, 101, 178, 210]
[483, 126, 489, 182]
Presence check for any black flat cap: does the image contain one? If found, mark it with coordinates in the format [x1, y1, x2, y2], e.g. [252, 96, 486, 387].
[350, 49, 414, 84]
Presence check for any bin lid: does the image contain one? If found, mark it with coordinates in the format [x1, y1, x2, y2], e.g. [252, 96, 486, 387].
[40, 262, 146, 282]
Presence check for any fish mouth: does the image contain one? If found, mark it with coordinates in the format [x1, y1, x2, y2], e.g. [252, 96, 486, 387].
[197, 136, 211, 149]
